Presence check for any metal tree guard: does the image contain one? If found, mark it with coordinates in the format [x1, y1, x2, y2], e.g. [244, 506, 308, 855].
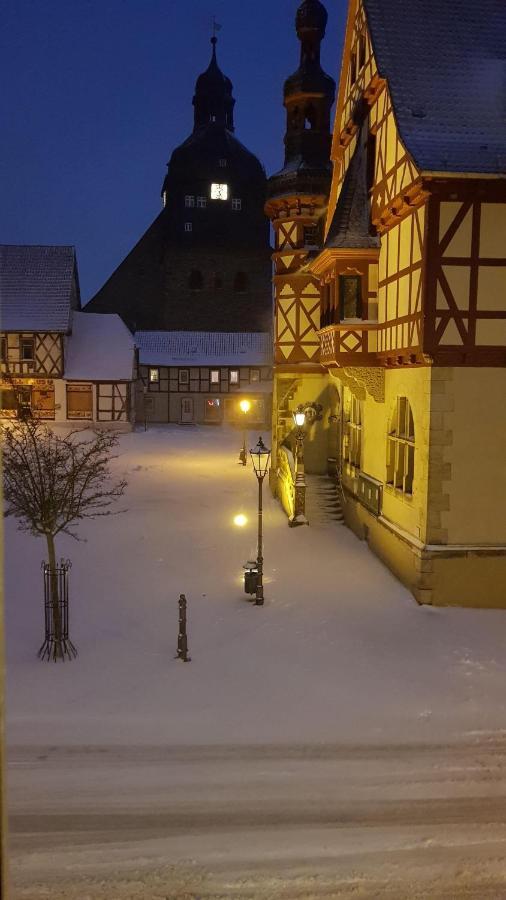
[38, 559, 77, 662]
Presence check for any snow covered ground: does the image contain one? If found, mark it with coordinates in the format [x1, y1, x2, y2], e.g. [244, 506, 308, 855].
[6, 426, 506, 898]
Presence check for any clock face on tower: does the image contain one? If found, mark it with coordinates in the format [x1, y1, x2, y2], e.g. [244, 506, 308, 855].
[211, 183, 229, 200]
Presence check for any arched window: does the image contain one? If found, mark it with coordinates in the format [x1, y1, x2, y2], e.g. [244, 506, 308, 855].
[234, 272, 248, 293]
[189, 269, 203, 291]
[387, 397, 415, 494]
[343, 394, 362, 473]
[304, 104, 317, 130]
[213, 273, 223, 291]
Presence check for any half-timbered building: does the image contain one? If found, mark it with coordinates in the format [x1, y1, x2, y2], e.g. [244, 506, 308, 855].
[135, 331, 272, 426]
[0, 245, 135, 428]
[268, 0, 506, 607]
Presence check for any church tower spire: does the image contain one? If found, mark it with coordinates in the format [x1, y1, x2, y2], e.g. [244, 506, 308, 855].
[192, 36, 235, 132]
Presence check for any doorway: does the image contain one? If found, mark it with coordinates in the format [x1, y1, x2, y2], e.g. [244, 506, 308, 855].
[180, 397, 194, 424]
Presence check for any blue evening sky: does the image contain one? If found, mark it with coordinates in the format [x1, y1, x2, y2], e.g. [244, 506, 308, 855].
[1, 1, 346, 302]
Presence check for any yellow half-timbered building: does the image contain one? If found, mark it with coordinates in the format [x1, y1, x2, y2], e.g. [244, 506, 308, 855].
[268, 0, 506, 607]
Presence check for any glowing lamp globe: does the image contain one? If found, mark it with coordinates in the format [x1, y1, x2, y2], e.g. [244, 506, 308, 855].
[293, 410, 306, 428]
[249, 437, 271, 478]
[239, 400, 251, 414]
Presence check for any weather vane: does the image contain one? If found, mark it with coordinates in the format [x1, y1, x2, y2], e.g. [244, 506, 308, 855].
[211, 16, 222, 41]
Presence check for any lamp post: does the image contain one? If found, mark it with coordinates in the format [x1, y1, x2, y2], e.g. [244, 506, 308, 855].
[238, 399, 251, 466]
[290, 407, 308, 526]
[249, 436, 271, 606]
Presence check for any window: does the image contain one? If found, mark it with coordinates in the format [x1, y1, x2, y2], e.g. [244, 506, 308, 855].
[162, 191, 167, 208]
[205, 398, 221, 423]
[210, 183, 228, 200]
[232, 198, 242, 211]
[21, 338, 35, 361]
[184, 222, 192, 233]
[0, 387, 17, 412]
[387, 397, 415, 495]
[66, 383, 93, 420]
[219, 158, 227, 168]
[233, 271, 248, 293]
[250, 368, 260, 383]
[367, 131, 377, 197]
[339, 274, 362, 320]
[343, 395, 362, 472]
[303, 104, 317, 130]
[210, 369, 220, 384]
[229, 369, 239, 385]
[179, 369, 189, 386]
[189, 269, 203, 291]
[213, 273, 223, 290]
[149, 368, 159, 384]
[350, 50, 357, 85]
[196, 196, 207, 208]
[303, 224, 318, 246]
[210, 115, 216, 122]
[184, 195, 195, 207]
[0, 337, 6, 362]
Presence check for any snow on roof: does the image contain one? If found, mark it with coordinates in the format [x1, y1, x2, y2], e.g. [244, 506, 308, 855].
[0, 245, 78, 332]
[135, 331, 273, 367]
[65, 312, 135, 381]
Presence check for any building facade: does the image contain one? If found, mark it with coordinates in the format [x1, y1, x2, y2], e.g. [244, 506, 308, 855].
[268, 0, 506, 608]
[0, 246, 135, 428]
[86, 37, 272, 336]
[135, 331, 272, 426]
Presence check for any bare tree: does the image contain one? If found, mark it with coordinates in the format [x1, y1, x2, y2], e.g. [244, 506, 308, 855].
[2, 416, 127, 659]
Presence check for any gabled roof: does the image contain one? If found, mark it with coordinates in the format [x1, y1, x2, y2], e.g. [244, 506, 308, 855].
[65, 312, 135, 381]
[0, 245, 79, 332]
[135, 331, 273, 367]
[363, 0, 506, 174]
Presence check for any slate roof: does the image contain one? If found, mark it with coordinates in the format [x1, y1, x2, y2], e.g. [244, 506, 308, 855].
[65, 313, 135, 381]
[135, 331, 273, 367]
[363, 0, 506, 174]
[325, 114, 380, 250]
[0, 245, 79, 332]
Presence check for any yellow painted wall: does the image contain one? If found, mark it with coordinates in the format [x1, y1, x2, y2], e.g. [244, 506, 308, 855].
[439, 367, 506, 544]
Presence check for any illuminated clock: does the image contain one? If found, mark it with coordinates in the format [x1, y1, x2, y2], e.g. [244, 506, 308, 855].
[210, 183, 229, 200]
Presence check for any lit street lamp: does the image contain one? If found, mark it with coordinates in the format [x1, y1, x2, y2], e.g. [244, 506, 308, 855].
[249, 436, 271, 606]
[238, 399, 251, 466]
[290, 407, 308, 527]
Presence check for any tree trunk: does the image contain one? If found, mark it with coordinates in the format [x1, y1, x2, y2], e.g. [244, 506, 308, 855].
[45, 533, 63, 658]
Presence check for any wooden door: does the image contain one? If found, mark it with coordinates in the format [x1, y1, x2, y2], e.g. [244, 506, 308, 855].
[180, 398, 194, 424]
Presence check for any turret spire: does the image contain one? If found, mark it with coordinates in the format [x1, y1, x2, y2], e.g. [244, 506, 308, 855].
[192, 35, 235, 132]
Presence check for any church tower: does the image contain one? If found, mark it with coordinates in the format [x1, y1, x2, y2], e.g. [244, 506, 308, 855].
[265, 0, 335, 480]
[87, 37, 271, 334]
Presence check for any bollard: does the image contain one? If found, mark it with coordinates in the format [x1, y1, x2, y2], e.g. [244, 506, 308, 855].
[176, 593, 191, 662]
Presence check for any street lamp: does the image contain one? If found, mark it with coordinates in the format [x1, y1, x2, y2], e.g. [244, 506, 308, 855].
[238, 399, 251, 466]
[291, 407, 308, 527]
[249, 436, 271, 605]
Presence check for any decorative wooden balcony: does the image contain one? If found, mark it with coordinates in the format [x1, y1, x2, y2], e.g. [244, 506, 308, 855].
[319, 322, 379, 367]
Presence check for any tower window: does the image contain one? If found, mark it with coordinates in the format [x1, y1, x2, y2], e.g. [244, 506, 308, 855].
[184, 222, 193, 233]
[350, 50, 357, 86]
[358, 34, 366, 70]
[339, 274, 362, 320]
[189, 269, 203, 291]
[234, 272, 248, 293]
[219, 158, 227, 168]
[210, 115, 217, 122]
[304, 104, 317, 130]
[184, 195, 195, 207]
[162, 191, 167, 208]
[197, 196, 207, 208]
[303, 225, 318, 246]
[232, 198, 242, 211]
[387, 397, 415, 495]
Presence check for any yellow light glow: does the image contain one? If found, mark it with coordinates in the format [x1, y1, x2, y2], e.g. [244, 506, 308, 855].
[239, 400, 251, 413]
[234, 514, 248, 527]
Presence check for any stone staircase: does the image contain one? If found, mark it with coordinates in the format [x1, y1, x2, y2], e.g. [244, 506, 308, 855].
[305, 474, 345, 526]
